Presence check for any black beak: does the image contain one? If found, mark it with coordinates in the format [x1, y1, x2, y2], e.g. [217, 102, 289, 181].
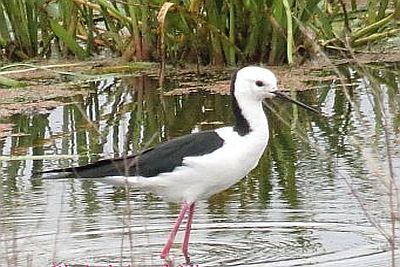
[272, 91, 320, 114]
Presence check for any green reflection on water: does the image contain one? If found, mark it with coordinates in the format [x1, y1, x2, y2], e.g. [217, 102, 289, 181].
[1, 64, 400, 266]
[1, 63, 399, 214]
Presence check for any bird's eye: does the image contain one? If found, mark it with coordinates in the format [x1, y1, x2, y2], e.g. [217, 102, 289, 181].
[255, 80, 264, 87]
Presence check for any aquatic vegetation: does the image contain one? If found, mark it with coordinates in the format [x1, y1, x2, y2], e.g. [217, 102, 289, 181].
[0, 0, 399, 65]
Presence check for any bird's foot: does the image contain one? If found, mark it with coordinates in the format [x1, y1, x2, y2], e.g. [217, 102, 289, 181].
[184, 254, 191, 265]
[177, 255, 198, 267]
[162, 255, 199, 267]
[161, 254, 174, 267]
[178, 263, 199, 267]
[162, 260, 173, 267]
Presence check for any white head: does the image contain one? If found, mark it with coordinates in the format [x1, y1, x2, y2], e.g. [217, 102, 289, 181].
[232, 66, 278, 101]
[231, 66, 320, 115]
[229, 66, 319, 136]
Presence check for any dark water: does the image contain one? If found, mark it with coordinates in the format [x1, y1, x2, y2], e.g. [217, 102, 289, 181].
[1, 64, 399, 267]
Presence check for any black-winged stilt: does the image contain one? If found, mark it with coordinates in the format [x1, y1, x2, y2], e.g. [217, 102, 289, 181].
[41, 66, 319, 266]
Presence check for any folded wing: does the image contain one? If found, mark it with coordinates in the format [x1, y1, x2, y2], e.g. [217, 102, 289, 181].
[41, 130, 225, 179]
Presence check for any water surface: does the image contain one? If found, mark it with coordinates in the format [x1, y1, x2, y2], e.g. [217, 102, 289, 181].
[1, 65, 399, 266]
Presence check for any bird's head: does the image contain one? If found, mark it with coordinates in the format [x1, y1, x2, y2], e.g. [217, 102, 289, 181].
[233, 66, 320, 114]
[233, 66, 278, 101]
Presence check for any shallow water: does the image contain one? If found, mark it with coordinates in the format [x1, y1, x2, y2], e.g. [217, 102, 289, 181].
[1, 65, 399, 267]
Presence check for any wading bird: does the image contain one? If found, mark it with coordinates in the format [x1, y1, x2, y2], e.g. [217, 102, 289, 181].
[42, 66, 319, 266]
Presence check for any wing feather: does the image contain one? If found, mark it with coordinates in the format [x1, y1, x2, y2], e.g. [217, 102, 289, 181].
[41, 131, 224, 178]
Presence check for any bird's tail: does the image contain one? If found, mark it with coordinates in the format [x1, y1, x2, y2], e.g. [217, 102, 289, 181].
[37, 168, 76, 179]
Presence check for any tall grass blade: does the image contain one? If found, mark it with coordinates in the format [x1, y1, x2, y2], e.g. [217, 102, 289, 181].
[125, 0, 141, 60]
[96, 0, 131, 25]
[269, 0, 285, 64]
[157, 2, 175, 87]
[352, 13, 394, 40]
[282, 0, 293, 64]
[228, 1, 236, 65]
[49, 20, 87, 59]
[0, 2, 11, 45]
[1, 0, 32, 57]
[26, 0, 38, 54]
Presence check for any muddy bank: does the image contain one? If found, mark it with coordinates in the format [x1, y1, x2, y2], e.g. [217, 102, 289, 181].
[0, 60, 158, 118]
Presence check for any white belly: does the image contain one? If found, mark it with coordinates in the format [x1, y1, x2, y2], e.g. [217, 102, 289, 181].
[125, 127, 269, 203]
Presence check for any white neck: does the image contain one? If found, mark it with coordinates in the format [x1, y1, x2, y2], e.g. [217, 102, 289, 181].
[235, 95, 269, 138]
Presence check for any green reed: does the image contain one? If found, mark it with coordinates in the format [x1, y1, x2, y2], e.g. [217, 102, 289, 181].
[0, 0, 398, 65]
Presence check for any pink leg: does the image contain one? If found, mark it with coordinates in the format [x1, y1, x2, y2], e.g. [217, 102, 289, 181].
[161, 203, 190, 261]
[182, 202, 196, 264]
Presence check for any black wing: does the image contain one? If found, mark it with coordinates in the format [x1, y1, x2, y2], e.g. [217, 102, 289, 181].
[42, 130, 224, 178]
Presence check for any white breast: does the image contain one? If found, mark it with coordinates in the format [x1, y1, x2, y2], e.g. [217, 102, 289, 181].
[127, 126, 269, 203]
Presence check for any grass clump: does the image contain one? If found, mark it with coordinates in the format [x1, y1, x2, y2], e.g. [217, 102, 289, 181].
[0, 0, 399, 65]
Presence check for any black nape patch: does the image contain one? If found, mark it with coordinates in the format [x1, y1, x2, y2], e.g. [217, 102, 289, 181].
[42, 131, 225, 178]
[230, 70, 251, 136]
